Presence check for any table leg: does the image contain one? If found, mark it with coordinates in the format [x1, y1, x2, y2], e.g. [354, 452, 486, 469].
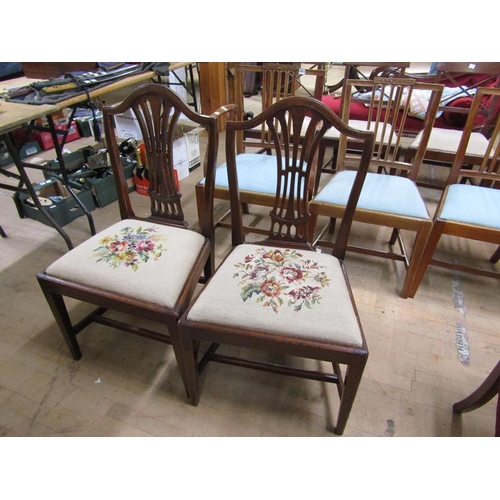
[1, 132, 75, 250]
[46, 115, 96, 236]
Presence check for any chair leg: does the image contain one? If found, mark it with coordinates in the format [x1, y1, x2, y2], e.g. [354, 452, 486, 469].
[334, 355, 367, 435]
[328, 217, 337, 235]
[195, 183, 204, 229]
[389, 228, 399, 246]
[490, 245, 500, 264]
[406, 222, 444, 299]
[180, 333, 201, 406]
[168, 324, 191, 399]
[38, 282, 82, 360]
[400, 222, 431, 299]
[309, 213, 318, 243]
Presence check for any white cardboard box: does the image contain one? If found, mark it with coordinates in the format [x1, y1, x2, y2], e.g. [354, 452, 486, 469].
[185, 128, 200, 171]
[113, 111, 200, 181]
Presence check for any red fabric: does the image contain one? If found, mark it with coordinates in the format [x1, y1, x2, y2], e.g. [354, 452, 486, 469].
[321, 94, 455, 133]
[321, 72, 500, 134]
[442, 96, 473, 128]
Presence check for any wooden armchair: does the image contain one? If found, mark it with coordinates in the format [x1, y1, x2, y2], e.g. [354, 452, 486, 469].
[179, 96, 375, 435]
[36, 84, 225, 395]
[310, 77, 444, 298]
[406, 87, 500, 298]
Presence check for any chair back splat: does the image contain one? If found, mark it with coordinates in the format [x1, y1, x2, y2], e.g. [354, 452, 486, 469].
[105, 85, 218, 235]
[179, 96, 375, 435]
[37, 83, 229, 397]
[227, 96, 373, 254]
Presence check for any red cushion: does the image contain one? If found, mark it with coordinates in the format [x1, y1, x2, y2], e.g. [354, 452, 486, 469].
[321, 95, 453, 133]
[322, 73, 500, 134]
[442, 96, 473, 128]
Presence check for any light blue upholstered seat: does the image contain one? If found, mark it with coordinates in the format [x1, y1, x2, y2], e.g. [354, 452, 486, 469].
[203, 153, 308, 195]
[313, 170, 429, 219]
[440, 184, 500, 229]
[213, 153, 278, 194]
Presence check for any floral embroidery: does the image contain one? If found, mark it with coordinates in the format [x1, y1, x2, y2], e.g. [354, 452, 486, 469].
[92, 226, 166, 271]
[233, 247, 330, 313]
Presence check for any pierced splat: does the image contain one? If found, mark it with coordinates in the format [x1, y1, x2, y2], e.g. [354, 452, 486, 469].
[131, 95, 186, 227]
[263, 107, 331, 246]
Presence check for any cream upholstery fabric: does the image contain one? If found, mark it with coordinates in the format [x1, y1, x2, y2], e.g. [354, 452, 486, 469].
[250, 118, 312, 137]
[409, 128, 489, 156]
[186, 243, 363, 347]
[324, 119, 394, 144]
[46, 219, 206, 308]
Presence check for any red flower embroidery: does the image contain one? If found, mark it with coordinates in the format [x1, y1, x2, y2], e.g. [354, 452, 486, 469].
[287, 285, 321, 301]
[109, 240, 128, 252]
[234, 247, 329, 313]
[136, 239, 155, 252]
[279, 266, 303, 283]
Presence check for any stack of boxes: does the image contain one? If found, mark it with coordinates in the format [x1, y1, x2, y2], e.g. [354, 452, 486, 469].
[12, 101, 201, 228]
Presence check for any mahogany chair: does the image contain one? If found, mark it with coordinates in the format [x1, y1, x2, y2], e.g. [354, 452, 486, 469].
[36, 84, 226, 395]
[406, 87, 500, 298]
[179, 96, 375, 435]
[405, 62, 500, 190]
[310, 77, 444, 298]
[453, 360, 500, 437]
[195, 63, 301, 235]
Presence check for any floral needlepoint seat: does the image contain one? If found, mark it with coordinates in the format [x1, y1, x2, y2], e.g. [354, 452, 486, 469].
[46, 219, 206, 309]
[187, 244, 363, 347]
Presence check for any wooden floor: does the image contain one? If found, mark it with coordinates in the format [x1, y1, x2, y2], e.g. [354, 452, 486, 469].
[1, 66, 499, 441]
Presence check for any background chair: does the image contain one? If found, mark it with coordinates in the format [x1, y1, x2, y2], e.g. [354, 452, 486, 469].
[36, 84, 225, 395]
[196, 63, 301, 235]
[241, 63, 300, 152]
[179, 96, 375, 435]
[323, 62, 410, 98]
[406, 87, 500, 298]
[309, 77, 444, 298]
[320, 63, 411, 173]
[404, 62, 500, 190]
